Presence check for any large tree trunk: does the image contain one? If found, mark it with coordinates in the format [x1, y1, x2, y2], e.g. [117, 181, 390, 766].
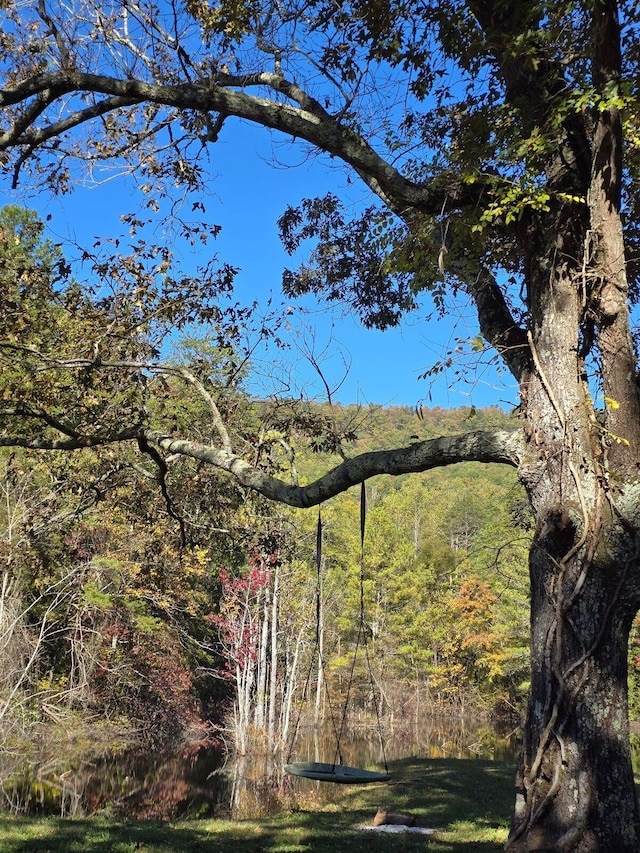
[506, 6, 640, 824]
[508, 281, 640, 849]
[508, 523, 640, 851]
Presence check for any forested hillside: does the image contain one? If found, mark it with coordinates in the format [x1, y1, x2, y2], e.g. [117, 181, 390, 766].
[284, 401, 532, 718]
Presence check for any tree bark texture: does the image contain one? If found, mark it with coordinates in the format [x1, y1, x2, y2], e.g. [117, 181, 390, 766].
[506, 187, 640, 851]
[505, 231, 640, 850]
[508, 520, 640, 852]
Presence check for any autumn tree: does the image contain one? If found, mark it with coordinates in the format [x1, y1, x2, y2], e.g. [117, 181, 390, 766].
[0, 204, 284, 747]
[2, 1, 640, 849]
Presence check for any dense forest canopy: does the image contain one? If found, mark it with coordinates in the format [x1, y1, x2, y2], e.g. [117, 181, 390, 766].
[2, 2, 640, 850]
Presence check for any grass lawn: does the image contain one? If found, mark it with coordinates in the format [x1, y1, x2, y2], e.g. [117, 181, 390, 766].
[0, 756, 515, 852]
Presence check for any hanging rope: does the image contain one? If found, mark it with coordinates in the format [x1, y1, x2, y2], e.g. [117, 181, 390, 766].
[286, 509, 342, 766]
[329, 482, 388, 773]
[359, 481, 389, 775]
[285, 483, 389, 782]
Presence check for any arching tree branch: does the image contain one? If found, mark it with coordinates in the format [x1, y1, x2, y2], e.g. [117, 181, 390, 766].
[0, 70, 480, 217]
[143, 427, 523, 508]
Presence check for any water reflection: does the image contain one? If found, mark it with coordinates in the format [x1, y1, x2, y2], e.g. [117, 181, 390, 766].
[3, 719, 522, 820]
[1, 741, 230, 820]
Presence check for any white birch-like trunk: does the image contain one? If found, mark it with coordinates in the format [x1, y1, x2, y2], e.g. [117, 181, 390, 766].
[267, 560, 279, 747]
[253, 580, 269, 731]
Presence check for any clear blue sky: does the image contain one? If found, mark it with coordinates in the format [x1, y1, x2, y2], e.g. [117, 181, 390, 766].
[2, 120, 516, 411]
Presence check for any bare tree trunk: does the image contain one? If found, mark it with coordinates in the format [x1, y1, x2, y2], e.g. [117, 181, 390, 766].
[280, 629, 302, 749]
[233, 585, 257, 756]
[253, 580, 269, 732]
[267, 559, 279, 747]
[234, 655, 255, 757]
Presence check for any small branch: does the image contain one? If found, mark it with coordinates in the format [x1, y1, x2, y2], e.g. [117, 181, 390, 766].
[460, 265, 530, 382]
[36, 0, 71, 67]
[1, 95, 140, 151]
[1, 402, 80, 438]
[137, 436, 187, 546]
[174, 366, 232, 452]
[0, 429, 140, 450]
[201, 112, 226, 143]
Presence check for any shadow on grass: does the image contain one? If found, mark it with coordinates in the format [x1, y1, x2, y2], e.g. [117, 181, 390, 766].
[386, 755, 515, 823]
[318, 755, 514, 851]
[0, 757, 515, 853]
[1, 816, 261, 853]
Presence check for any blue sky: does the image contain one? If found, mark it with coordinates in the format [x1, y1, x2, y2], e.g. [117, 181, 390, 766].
[2, 119, 516, 411]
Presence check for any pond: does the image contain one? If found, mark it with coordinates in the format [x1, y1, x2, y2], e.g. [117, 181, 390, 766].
[1, 717, 522, 820]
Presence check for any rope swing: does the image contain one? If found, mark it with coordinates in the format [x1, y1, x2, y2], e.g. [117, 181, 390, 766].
[285, 481, 390, 784]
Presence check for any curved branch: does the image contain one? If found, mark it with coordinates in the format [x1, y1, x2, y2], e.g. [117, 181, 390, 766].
[173, 366, 232, 451]
[4, 90, 56, 147]
[0, 70, 482, 217]
[0, 94, 141, 150]
[0, 423, 523, 506]
[460, 265, 530, 382]
[0, 347, 523, 506]
[0, 428, 140, 450]
[144, 428, 524, 507]
[213, 70, 327, 116]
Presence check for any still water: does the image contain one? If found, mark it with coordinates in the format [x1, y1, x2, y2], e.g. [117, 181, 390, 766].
[3, 719, 522, 820]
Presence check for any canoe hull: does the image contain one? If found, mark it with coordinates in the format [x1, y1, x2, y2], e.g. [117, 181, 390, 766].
[284, 761, 390, 784]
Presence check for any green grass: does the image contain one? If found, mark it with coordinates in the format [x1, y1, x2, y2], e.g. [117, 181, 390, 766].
[0, 757, 514, 852]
